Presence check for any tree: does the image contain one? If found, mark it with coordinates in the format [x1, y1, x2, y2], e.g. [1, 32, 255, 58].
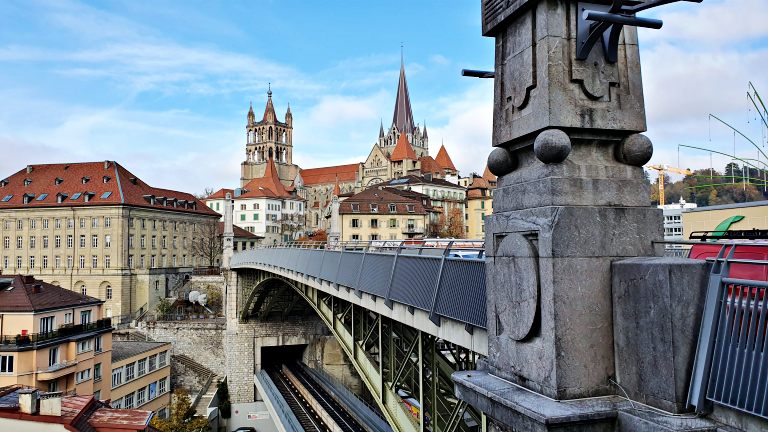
[194, 187, 216, 200]
[155, 297, 174, 317]
[436, 207, 465, 238]
[725, 162, 743, 183]
[150, 389, 210, 432]
[202, 284, 222, 314]
[191, 220, 222, 267]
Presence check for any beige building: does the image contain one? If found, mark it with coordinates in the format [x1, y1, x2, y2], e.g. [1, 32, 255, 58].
[109, 341, 172, 416]
[460, 167, 497, 240]
[0, 275, 171, 417]
[0, 161, 220, 317]
[334, 186, 438, 241]
[382, 174, 467, 237]
[0, 275, 113, 397]
[682, 200, 768, 239]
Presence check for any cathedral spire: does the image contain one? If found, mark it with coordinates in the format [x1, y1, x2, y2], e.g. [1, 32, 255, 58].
[263, 85, 276, 122]
[379, 119, 385, 138]
[392, 50, 415, 134]
[247, 101, 255, 125]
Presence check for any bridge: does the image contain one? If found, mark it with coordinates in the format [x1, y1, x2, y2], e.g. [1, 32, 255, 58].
[230, 241, 487, 432]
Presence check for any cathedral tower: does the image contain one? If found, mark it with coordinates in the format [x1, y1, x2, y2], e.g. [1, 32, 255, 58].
[378, 57, 429, 157]
[241, 87, 299, 187]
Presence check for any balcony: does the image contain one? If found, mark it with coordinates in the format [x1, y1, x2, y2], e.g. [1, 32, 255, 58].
[37, 360, 78, 381]
[402, 226, 425, 235]
[0, 318, 112, 349]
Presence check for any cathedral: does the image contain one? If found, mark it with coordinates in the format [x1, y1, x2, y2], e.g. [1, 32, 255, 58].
[232, 58, 459, 233]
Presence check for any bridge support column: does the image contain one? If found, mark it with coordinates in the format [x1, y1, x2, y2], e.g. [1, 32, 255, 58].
[455, 1, 664, 430]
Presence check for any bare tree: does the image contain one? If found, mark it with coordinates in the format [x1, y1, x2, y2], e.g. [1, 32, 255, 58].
[194, 187, 216, 200]
[191, 220, 222, 267]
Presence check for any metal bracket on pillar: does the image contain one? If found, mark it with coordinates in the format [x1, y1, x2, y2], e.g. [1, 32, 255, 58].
[576, 0, 702, 63]
[353, 247, 367, 299]
[333, 245, 344, 291]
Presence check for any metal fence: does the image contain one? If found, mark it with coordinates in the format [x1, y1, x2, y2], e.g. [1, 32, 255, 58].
[688, 244, 768, 420]
[231, 240, 487, 329]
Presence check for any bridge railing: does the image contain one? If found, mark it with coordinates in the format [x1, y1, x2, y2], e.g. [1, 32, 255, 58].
[232, 240, 487, 329]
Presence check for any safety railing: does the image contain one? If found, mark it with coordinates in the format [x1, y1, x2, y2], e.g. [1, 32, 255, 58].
[688, 244, 768, 420]
[0, 318, 113, 348]
[231, 240, 487, 329]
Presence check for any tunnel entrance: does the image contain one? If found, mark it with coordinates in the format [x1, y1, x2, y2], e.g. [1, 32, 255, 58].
[261, 344, 308, 368]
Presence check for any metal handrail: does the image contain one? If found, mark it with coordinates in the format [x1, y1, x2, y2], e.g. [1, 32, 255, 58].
[256, 239, 485, 256]
[0, 318, 112, 347]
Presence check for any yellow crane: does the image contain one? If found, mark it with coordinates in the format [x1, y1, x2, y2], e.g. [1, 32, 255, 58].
[647, 165, 693, 205]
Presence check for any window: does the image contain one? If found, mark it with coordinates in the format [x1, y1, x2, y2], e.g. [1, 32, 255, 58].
[76, 368, 91, 383]
[64, 312, 73, 324]
[389, 218, 397, 228]
[54, 256, 61, 268]
[17, 220, 22, 229]
[67, 235, 73, 248]
[92, 255, 98, 268]
[79, 218, 86, 228]
[172, 236, 177, 248]
[253, 213, 259, 221]
[159, 351, 168, 367]
[104, 217, 111, 228]
[370, 219, 379, 228]
[67, 218, 74, 228]
[406, 204, 415, 213]
[29, 236, 36, 249]
[370, 203, 378, 212]
[77, 339, 92, 354]
[16, 256, 21, 269]
[42, 236, 48, 248]
[30, 219, 36, 229]
[67, 256, 73, 268]
[94, 363, 102, 381]
[91, 218, 98, 228]
[151, 235, 156, 248]
[125, 362, 135, 381]
[54, 235, 61, 248]
[49, 381, 58, 393]
[253, 203, 259, 210]
[158, 377, 167, 394]
[157, 407, 168, 419]
[140, 235, 146, 248]
[3, 237, 8, 249]
[148, 354, 157, 372]
[351, 219, 360, 228]
[91, 235, 98, 248]
[105, 235, 111, 248]
[80, 310, 91, 324]
[124, 392, 134, 409]
[79, 235, 85, 248]
[370, 234, 379, 240]
[389, 204, 396, 212]
[112, 367, 123, 388]
[48, 347, 58, 367]
[95, 335, 103, 353]
[39, 315, 55, 334]
[351, 234, 360, 241]
[151, 255, 156, 268]
[0, 355, 13, 373]
[141, 219, 146, 229]
[42, 255, 48, 269]
[137, 387, 146, 406]
[351, 203, 360, 212]
[161, 236, 167, 248]
[104, 255, 111, 268]
[112, 397, 122, 409]
[29, 256, 35, 268]
[128, 255, 133, 268]
[138, 359, 146, 376]
[3, 256, 7, 269]
[16, 236, 22, 248]
[128, 235, 134, 248]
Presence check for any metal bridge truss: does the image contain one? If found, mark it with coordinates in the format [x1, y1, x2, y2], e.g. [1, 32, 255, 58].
[239, 269, 483, 432]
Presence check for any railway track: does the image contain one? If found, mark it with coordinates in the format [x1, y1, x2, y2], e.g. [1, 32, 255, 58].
[267, 367, 329, 432]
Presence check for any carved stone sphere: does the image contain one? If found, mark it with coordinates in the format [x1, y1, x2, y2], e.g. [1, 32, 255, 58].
[616, 133, 653, 166]
[533, 129, 571, 164]
[487, 147, 518, 177]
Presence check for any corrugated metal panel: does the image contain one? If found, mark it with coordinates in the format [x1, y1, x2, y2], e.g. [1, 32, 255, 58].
[434, 259, 487, 328]
[358, 254, 394, 297]
[390, 256, 440, 311]
[338, 252, 365, 289]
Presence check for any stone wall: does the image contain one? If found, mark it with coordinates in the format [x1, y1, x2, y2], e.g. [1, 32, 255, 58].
[139, 320, 227, 376]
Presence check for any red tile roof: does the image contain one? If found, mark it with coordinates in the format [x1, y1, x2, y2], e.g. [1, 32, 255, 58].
[216, 222, 263, 239]
[0, 161, 218, 217]
[239, 157, 295, 199]
[435, 145, 457, 171]
[390, 133, 417, 161]
[482, 165, 497, 184]
[339, 187, 430, 215]
[0, 275, 103, 313]
[301, 163, 360, 185]
[418, 156, 442, 176]
[206, 188, 234, 200]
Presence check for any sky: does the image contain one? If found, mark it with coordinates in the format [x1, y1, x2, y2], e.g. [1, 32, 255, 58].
[0, 0, 766, 194]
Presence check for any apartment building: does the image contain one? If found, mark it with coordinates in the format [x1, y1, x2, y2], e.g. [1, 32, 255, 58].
[0, 275, 113, 396]
[0, 161, 220, 317]
[459, 168, 497, 240]
[110, 341, 172, 417]
[334, 187, 437, 241]
[382, 175, 467, 237]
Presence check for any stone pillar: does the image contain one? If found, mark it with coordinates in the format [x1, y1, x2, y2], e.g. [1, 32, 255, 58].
[327, 196, 340, 247]
[474, 0, 661, 401]
[222, 192, 234, 269]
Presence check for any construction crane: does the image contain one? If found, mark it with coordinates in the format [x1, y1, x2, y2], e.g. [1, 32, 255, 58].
[647, 165, 693, 205]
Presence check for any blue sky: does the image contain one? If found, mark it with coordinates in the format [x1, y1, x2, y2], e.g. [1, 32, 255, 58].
[0, 0, 766, 193]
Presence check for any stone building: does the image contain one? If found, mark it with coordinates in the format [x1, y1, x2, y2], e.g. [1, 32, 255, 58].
[382, 174, 467, 237]
[240, 86, 299, 187]
[459, 167, 496, 240]
[0, 161, 220, 317]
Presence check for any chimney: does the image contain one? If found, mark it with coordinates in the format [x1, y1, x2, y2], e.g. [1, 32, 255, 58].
[39, 392, 62, 416]
[18, 389, 39, 415]
[32, 283, 42, 294]
[104, 160, 110, 169]
[26, 165, 33, 174]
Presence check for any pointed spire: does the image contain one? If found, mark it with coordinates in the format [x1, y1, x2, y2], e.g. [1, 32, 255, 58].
[435, 143, 457, 171]
[392, 49, 415, 134]
[286, 102, 292, 115]
[262, 85, 276, 123]
[422, 121, 428, 139]
[333, 175, 341, 197]
[379, 119, 385, 138]
[247, 101, 255, 124]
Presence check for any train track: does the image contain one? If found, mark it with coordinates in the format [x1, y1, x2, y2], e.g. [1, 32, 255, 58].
[287, 364, 367, 432]
[267, 367, 329, 432]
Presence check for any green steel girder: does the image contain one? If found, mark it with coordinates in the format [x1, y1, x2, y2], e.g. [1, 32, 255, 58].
[237, 269, 484, 432]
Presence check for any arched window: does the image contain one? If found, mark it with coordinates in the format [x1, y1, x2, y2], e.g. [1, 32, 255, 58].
[80, 284, 87, 295]
[268, 127, 273, 141]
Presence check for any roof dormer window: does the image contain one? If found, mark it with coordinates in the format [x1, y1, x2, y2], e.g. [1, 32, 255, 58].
[389, 204, 396, 212]
[370, 203, 378, 213]
[83, 192, 95, 203]
[144, 195, 155, 205]
[71, 192, 82, 200]
[0, 179, 8, 188]
[54, 177, 64, 185]
[406, 204, 415, 213]
[2, 194, 13, 202]
[22, 193, 34, 204]
[351, 203, 360, 213]
[81, 176, 90, 184]
[57, 193, 67, 203]
[103, 176, 111, 183]
[100, 191, 112, 199]
[23, 178, 32, 186]
[36, 193, 48, 201]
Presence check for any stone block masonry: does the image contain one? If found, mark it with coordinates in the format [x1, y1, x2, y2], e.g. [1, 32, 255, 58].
[140, 320, 226, 376]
